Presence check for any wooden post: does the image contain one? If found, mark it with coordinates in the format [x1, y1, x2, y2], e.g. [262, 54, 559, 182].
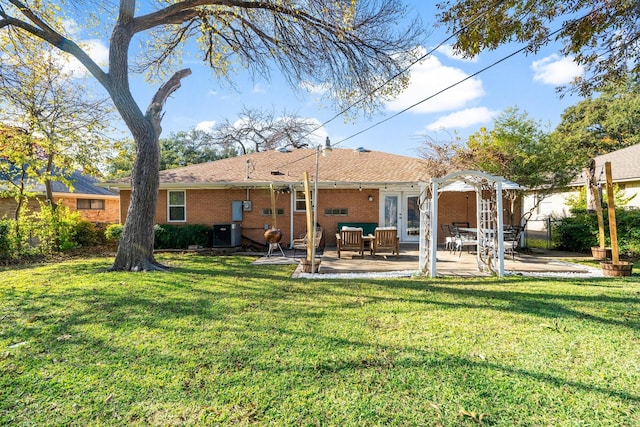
[269, 183, 277, 229]
[587, 160, 606, 249]
[604, 162, 619, 264]
[303, 172, 313, 262]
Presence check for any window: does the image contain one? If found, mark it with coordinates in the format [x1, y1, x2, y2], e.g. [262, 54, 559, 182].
[168, 190, 186, 222]
[77, 199, 105, 210]
[295, 190, 312, 212]
[261, 208, 285, 216]
[324, 208, 348, 216]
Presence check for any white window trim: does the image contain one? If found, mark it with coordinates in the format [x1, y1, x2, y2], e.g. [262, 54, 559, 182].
[294, 189, 311, 212]
[167, 190, 187, 222]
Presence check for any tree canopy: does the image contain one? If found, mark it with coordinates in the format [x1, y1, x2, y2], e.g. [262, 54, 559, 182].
[435, 0, 640, 96]
[420, 107, 576, 192]
[551, 77, 640, 171]
[1, 0, 424, 271]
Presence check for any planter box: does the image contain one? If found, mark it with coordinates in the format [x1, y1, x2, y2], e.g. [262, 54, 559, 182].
[600, 261, 633, 277]
[300, 258, 322, 273]
[591, 246, 612, 260]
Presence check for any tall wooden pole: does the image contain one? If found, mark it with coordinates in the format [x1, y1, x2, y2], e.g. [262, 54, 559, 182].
[604, 162, 619, 264]
[303, 172, 313, 263]
[269, 183, 277, 229]
[587, 160, 606, 249]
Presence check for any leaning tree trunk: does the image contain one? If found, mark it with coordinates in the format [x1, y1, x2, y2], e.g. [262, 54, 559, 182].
[109, 69, 191, 272]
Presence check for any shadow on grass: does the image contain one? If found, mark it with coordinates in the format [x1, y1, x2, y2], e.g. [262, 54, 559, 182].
[3, 257, 639, 425]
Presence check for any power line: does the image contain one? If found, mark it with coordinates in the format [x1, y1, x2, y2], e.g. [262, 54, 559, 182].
[306, 0, 507, 137]
[276, 2, 603, 173]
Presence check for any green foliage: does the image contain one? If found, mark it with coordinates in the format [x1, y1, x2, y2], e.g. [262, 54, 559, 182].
[553, 214, 598, 252]
[436, 1, 640, 96]
[554, 208, 640, 257]
[566, 185, 635, 214]
[463, 107, 576, 190]
[0, 219, 13, 260]
[552, 79, 640, 170]
[105, 132, 239, 178]
[153, 224, 211, 249]
[73, 220, 106, 247]
[104, 223, 124, 242]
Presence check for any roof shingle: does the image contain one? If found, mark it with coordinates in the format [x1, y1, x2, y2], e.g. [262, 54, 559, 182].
[109, 148, 431, 188]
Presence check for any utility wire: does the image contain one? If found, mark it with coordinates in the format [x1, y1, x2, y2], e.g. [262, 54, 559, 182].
[306, 0, 507, 136]
[275, 2, 603, 172]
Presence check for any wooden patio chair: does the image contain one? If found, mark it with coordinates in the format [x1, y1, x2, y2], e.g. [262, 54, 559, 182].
[336, 227, 364, 258]
[370, 227, 400, 257]
[292, 227, 323, 258]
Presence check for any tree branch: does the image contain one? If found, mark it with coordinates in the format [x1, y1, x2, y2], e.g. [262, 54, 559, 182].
[145, 68, 192, 136]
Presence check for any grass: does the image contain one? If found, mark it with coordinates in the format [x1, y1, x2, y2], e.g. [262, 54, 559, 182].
[1, 254, 639, 426]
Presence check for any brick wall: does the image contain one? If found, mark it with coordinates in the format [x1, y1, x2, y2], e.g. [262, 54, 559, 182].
[0, 195, 119, 223]
[117, 188, 523, 247]
[119, 187, 381, 246]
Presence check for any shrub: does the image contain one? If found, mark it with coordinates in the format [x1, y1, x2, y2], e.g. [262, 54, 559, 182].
[154, 224, 211, 249]
[74, 220, 106, 247]
[105, 224, 124, 242]
[554, 208, 640, 257]
[0, 219, 14, 260]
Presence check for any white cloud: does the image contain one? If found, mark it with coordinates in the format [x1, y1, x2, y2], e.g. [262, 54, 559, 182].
[195, 120, 216, 133]
[531, 54, 583, 85]
[252, 83, 268, 94]
[300, 81, 329, 94]
[56, 39, 109, 78]
[425, 107, 498, 131]
[386, 55, 485, 114]
[208, 90, 218, 96]
[62, 19, 81, 36]
[435, 44, 479, 63]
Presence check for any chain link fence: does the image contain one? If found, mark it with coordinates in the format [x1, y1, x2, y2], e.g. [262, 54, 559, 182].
[524, 218, 562, 250]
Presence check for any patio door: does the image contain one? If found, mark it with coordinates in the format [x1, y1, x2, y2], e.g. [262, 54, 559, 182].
[381, 193, 420, 242]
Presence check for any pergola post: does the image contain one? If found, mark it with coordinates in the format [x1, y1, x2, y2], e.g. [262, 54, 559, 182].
[422, 170, 519, 278]
[429, 180, 439, 278]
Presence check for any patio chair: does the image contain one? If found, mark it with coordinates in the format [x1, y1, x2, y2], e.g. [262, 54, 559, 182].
[336, 227, 365, 258]
[452, 225, 477, 256]
[503, 225, 524, 260]
[292, 227, 323, 258]
[370, 227, 400, 257]
[440, 224, 455, 252]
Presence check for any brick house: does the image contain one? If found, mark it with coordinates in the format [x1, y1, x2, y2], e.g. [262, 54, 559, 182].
[0, 170, 120, 224]
[107, 147, 520, 247]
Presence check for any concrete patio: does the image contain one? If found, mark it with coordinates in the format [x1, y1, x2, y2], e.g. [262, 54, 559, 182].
[252, 244, 599, 278]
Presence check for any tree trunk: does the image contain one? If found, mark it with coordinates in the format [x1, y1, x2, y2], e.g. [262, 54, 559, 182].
[110, 129, 164, 271]
[109, 69, 191, 272]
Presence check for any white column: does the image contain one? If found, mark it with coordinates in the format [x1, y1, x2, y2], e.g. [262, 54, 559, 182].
[429, 180, 439, 278]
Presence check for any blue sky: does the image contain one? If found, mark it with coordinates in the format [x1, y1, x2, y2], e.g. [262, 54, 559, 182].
[76, 2, 585, 158]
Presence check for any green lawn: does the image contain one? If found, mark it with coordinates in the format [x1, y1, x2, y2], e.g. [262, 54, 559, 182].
[1, 254, 639, 426]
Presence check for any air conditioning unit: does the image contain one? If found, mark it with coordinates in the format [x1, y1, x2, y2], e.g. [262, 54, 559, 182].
[212, 223, 241, 247]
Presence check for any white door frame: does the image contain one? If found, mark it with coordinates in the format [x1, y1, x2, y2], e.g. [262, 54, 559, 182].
[380, 191, 420, 242]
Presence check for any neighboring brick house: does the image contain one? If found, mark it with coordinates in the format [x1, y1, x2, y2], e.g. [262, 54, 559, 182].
[106, 147, 521, 247]
[0, 170, 120, 223]
[524, 143, 640, 234]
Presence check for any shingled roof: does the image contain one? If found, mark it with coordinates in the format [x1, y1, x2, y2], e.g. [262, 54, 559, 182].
[570, 143, 640, 185]
[107, 148, 431, 189]
[1, 165, 117, 196]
